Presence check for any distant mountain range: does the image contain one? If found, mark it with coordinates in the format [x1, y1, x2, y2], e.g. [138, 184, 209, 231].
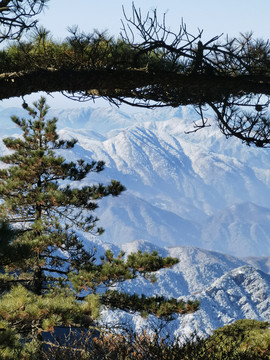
[2, 104, 270, 256]
[32, 104, 270, 258]
[1, 103, 270, 335]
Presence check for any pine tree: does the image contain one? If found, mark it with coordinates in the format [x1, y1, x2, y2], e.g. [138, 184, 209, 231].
[0, 96, 125, 295]
[0, 97, 193, 357]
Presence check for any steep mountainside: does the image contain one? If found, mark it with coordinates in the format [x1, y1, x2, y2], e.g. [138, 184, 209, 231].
[90, 238, 270, 337]
[1, 105, 270, 256]
[56, 107, 270, 257]
[1, 104, 270, 336]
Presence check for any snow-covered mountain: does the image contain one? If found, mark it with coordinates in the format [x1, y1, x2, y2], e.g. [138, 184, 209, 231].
[201, 202, 270, 257]
[1, 103, 270, 335]
[90, 238, 270, 338]
[2, 104, 270, 256]
[32, 104, 270, 257]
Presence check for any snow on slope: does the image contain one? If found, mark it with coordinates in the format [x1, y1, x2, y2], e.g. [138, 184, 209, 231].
[55, 108, 270, 256]
[174, 265, 270, 337]
[115, 241, 246, 297]
[90, 238, 270, 337]
[93, 193, 201, 248]
[2, 104, 270, 256]
[201, 202, 270, 257]
[1, 103, 270, 336]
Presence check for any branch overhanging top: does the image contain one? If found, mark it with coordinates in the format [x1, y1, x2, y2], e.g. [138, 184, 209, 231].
[0, 2, 270, 147]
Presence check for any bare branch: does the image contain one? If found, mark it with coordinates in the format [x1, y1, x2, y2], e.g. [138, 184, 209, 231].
[208, 97, 270, 147]
[0, 0, 47, 42]
[185, 104, 211, 134]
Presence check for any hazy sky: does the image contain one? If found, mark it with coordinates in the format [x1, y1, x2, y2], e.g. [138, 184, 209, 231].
[2, 0, 270, 109]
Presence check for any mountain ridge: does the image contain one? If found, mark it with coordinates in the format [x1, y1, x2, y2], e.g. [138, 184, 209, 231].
[1, 104, 270, 336]
[90, 238, 270, 337]
[2, 105, 270, 257]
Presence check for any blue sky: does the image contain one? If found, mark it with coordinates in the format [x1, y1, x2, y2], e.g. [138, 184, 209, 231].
[38, 0, 270, 41]
[2, 0, 270, 109]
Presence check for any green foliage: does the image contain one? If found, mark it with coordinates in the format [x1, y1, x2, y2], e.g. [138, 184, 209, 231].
[0, 27, 178, 75]
[0, 222, 32, 269]
[0, 97, 187, 357]
[126, 249, 178, 273]
[1, 25, 270, 81]
[0, 284, 99, 330]
[0, 96, 125, 295]
[71, 249, 179, 293]
[0, 320, 22, 360]
[207, 319, 270, 359]
[101, 290, 200, 318]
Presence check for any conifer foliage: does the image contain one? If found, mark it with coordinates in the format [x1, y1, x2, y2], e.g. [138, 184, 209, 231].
[0, 96, 125, 296]
[0, 97, 187, 358]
